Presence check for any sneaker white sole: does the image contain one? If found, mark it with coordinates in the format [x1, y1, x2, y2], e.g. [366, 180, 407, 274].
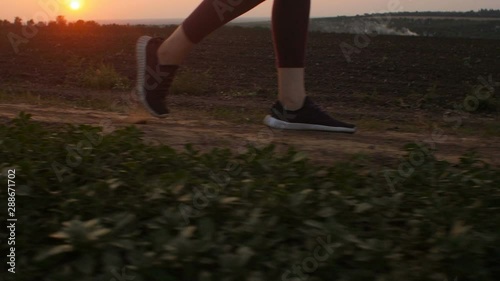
[263, 115, 357, 133]
[135, 35, 168, 119]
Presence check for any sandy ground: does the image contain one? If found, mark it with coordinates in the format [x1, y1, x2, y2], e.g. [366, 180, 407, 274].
[1, 102, 498, 167]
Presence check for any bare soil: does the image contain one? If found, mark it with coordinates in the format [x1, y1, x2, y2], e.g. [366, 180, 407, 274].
[0, 25, 499, 166]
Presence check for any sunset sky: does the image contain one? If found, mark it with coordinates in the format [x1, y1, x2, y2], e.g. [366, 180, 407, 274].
[1, 0, 499, 22]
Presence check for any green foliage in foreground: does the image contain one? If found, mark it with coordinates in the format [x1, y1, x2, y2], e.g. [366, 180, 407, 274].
[0, 113, 499, 281]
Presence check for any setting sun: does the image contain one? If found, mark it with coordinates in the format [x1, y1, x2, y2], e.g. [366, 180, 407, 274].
[69, 0, 82, 10]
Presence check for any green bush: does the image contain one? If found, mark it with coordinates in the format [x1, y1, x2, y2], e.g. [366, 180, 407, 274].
[170, 69, 214, 96]
[0, 113, 499, 281]
[80, 63, 130, 90]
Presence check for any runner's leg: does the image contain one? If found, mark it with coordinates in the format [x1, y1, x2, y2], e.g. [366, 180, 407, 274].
[272, 0, 310, 110]
[158, 0, 267, 64]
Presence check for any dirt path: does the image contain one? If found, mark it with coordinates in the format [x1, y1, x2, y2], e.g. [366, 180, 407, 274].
[1, 25, 499, 166]
[1, 102, 498, 167]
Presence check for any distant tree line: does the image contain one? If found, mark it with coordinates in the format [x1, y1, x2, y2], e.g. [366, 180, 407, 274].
[370, 9, 500, 18]
[388, 17, 500, 40]
[0, 16, 100, 28]
[312, 9, 500, 40]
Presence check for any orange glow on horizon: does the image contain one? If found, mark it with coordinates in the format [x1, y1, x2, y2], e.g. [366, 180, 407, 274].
[0, 0, 498, 22]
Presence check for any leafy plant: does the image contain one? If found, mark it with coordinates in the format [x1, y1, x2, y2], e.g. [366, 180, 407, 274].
[0, 113, 499, 281]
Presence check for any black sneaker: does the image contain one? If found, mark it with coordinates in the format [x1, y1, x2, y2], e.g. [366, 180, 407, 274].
[136, 36, 178, 118]
[263, 97, 357, 133]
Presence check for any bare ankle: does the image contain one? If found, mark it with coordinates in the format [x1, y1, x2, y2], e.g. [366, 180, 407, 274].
[157, 47, 172, 65]
[280, 96, 306, 111]
[157, 26, 195, 65]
